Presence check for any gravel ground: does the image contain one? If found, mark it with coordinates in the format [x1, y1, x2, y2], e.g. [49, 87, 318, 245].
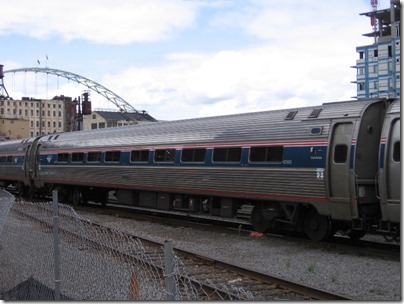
[0, 202, 400, 301]
[75, 210, 401, 301]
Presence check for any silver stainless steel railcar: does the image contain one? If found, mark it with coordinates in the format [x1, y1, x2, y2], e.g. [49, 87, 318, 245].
[0, 98, 400, 240]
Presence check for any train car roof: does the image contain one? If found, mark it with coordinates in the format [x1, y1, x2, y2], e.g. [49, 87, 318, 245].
[38, 98, 389, 150]
[386, 99, 400, 115]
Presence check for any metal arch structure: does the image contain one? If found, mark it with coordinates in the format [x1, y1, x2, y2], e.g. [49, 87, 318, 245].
[4, 67, 139, 113]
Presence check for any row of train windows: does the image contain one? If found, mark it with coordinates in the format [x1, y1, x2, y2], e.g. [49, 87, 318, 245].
[55, 146, 285, 164]
[0, 156, 13, 163]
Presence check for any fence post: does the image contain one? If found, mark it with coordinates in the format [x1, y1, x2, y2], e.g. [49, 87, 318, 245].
[164, 239, 176, 300]
[52, 190, 61, 301]
[129, 270, 140, 300]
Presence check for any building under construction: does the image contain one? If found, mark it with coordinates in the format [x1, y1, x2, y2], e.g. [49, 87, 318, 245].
[353, 0, 401, 99]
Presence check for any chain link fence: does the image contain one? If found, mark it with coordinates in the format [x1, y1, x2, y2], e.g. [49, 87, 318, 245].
[0, 189, 252, 301]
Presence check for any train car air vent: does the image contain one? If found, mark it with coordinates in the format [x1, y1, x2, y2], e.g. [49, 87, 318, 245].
[285, 110, 298, 120]
[308, 108, 322, 118]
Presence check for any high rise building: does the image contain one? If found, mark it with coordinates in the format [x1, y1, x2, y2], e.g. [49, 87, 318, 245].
[353, 0, 400, 99]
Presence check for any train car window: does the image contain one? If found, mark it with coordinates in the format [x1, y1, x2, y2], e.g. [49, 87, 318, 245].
[213, 147, 241, 162]
[334, 145, 348, 163]
[154, 149, 176, 162]
[181, 148, 206, 162]
[0, 156, 6, 163]
[308, 108, 322, 118]
[71, 152, 84, 162]
[250, 146, 284, 162]
[105, 151, 121, 162]
[285, 110, 298, 120]
[310, 127, 323, 135]
[131, 150, 150, 162]
[57, 153, 69, 162]
[6, 156, 13, 163]
[87, 151, 102, 162]
[393, 141, 400, 162]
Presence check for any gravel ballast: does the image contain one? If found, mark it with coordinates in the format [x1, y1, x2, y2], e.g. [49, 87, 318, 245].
[0, 204, 400, 301]
[76, 210, 401, 301]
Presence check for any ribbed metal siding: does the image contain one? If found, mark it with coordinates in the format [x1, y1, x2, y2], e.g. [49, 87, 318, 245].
[0, 139, 25, 154]
[386, 99, 400, 115]
[39, 99, 380, 150]
[39, 165, 326, 201]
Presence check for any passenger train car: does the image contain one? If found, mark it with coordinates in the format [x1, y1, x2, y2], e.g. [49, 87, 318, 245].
[0, 98, 400, 241]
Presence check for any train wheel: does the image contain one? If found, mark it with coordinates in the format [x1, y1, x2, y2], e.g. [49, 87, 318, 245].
[17, 183, 28, 198]
[304, 209, 332, 241]
[251, 205, 270, 233]
[69, 189, 82, 206]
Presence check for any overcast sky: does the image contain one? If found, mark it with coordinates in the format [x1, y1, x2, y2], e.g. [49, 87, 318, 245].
[0, 0, 390, 121]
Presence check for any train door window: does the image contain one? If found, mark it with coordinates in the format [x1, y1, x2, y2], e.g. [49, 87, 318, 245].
[393, 141, 400, 162]
[105, 151, 121, 162]
[249, 146, 284, 162]
[334, 144, 348, 163]
[181, 148, 206, 163]
[131, 150, 150, 162]
[154, 149, 176, 162]
[87, 151, 101, 162]
[57, 153, 69, 163]
[213, 147, 241, 162]
[71, 152, 84, 163]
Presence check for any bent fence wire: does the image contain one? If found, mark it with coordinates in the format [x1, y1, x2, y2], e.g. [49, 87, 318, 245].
[0, 190, 252, 301]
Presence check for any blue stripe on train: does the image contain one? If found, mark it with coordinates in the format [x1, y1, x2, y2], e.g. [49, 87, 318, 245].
[38, 145, 329, 169]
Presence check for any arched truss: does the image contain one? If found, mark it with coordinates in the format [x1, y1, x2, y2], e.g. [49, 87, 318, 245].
[4, 67, 139, 113]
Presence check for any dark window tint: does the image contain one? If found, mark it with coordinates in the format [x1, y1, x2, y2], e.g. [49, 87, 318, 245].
[131, 150, 150, 162]
[105, 151, 121, 162]
[181, 148, 206, 162]
[0, 156, 6, 163]
[213, 147, 241, 162]
[285, 110, 298, 120]
[87, 151, 101, 162]
[393, 141, 400, 162]
[309, 108, 322, 118]
[154, 149, 176, 162]
[334, 145, 348, 163]
[71, 152, 84, 162]
[6, 156, 13, 163]
[250, 146, 284, 162]
[57, 153, 69, 162]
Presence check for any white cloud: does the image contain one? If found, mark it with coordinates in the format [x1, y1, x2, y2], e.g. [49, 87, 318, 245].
[0, 0, 199, 44]
[102, 35, 367, 120]
[90, 0, 376, 120]
[2, 0, 379, 121]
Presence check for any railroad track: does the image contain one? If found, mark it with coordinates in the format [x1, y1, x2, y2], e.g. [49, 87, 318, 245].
[11, 199, 352, 300]
[74, 202, 400, 261]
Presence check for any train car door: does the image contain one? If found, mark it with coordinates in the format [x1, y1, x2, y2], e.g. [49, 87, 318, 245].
[386, 118, 400, 202]
[23, 144, 32, 186]
[24, 137, 42, 186]
[328, 122, 353, 219]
